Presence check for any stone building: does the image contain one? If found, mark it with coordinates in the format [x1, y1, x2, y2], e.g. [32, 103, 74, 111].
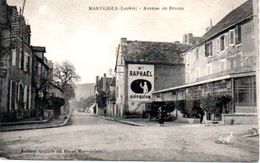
[31, 46, 53, 118]
[153, 0, 258, 124]
[182, 33, 202, 45]
[114, 38, 190, 117]
[95, 73, 115, 115]
[0, 1, 33, 122]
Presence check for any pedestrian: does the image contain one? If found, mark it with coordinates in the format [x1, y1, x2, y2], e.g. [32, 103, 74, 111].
[157, 105, 165, 126]
[199, 104, 205, 123]
[104, 108, 107, 117]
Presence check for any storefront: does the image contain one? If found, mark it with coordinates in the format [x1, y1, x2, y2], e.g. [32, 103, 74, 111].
[234, 76, 256, 113]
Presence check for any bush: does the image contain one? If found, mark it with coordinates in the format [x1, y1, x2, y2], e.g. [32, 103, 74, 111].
[200, 95, 232, 120]
[200, 96, 217, 114]
[176, 100, 193, 118]
[216, 95, 232, 114]
[96, 91, 107, 107]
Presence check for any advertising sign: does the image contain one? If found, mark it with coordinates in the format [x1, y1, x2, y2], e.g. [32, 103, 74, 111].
[128, 64, 154, 101]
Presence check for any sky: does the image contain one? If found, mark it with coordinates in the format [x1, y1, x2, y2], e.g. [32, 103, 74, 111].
[7, 0, 247, 84]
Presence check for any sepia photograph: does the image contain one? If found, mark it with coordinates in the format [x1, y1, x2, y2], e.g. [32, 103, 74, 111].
[0, 0, 259, 161]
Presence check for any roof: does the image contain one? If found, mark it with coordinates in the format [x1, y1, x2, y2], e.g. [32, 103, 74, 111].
[181, 0, 253, 54]
[201, 0, 253, 43]
[97, 77, 115, 90]
[31, 46, 46, 53]
[122, 40, 191, 65]
[153, 71, 255, 94]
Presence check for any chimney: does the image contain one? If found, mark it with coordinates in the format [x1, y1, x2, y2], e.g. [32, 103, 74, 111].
[121, 38, 127, 45]
[182, 33, 193, 45]
[206, 18, 213, 32]
[103, 73, 106, 92]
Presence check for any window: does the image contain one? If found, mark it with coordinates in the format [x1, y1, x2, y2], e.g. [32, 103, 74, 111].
[27, 86, 30, 110]
[19, 84, 24, 109]
[18, 49, 22, 69]
[235, 77, 256, 110]
[192, 49, 198, 63]
[9, 81, 17, 111]
[23, 52, 30, 72]
[205, 42, 213, 57]
[27, 56, 30, 72]
[38, 63, 41, 75]
[11, 48, 16, 66]
[235, 26, 241, 44]
[220, 35, 225, 51]
[24, 86, 27, 109]
[229, 30, 235, 45]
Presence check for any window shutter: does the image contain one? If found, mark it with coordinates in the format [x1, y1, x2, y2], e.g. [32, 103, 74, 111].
[224, 34, 228, 48]
[24, 56, 27, 72]
[216, 38, 220, 52]
[24, 86, 27, 109]
[28, 87, 31, 109]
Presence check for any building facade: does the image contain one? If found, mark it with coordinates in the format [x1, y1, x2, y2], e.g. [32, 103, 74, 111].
[115, 38, 190, 117]
[31, 46, 53, 118]
[153, 0, 258, 124]
[0, 2, 33, 122]
[95, 73, 115, 115]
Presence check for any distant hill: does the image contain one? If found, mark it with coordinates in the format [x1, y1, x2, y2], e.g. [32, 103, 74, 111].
[75, 83, 95, 100]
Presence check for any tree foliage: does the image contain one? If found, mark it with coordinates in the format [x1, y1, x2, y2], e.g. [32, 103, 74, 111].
[200, 95, 232, 117]
[176, 100, 193, 118]
[96, 91, 107, 107]
[53, 61, 80, 90]
[53, 61, 80, 112]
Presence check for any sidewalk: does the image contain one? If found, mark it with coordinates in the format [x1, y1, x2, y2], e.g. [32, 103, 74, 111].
[90, 114, 145, 126]
[92, 114, 202, 127]
[0, 112, 72, 132]
[90, 114, 223, 127]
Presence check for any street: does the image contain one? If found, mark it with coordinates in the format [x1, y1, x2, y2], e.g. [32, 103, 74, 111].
[0, 111, 258, 161]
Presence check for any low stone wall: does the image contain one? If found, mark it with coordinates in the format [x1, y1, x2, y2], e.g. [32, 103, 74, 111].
[222, 113, 258, 125]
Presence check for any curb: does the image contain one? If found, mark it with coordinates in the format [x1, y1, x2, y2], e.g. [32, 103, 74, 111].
[0, 112, 72, 132]
[91, 114, 145, 126]
[0, 119, 49, 127]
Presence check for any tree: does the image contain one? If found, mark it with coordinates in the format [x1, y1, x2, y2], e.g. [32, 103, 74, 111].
[53, 61, 80, 113]
[32, 67, 53, 119]
[53, 61, 80, 90]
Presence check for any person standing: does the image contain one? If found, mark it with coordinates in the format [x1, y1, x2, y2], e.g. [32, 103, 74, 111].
[199, 104, 205, 123]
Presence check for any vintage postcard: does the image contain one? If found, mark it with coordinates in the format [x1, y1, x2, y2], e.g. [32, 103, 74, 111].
[0, 0, 259, 161]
